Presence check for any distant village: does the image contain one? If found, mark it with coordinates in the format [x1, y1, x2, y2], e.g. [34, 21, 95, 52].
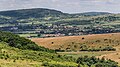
[1, 23, 119, 38]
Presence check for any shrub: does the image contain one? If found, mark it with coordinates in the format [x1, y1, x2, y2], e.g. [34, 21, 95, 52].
[0, 31, 55, 53]
[77, 56, 118, 67]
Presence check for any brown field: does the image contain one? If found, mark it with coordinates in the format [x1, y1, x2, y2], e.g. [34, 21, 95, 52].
[31, 33, 120, 64]
[96, 51, 120, 65]
[31, 33, 120, 50]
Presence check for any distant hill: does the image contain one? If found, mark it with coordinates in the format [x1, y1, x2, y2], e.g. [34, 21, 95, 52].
[72, 12, 111, 16]
[0, 8, 120, 38]
[0, 8, 111, 19]
[0, 8, 68, 19]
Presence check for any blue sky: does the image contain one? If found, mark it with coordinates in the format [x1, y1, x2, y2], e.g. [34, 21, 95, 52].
[0, 0, 119, 13]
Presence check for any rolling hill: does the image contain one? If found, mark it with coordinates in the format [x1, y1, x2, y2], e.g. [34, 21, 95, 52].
[1, 8, 120, 38]
[0, 8, 68, 19]
[0, 31, 78, 67]
[0, 8, 110, 18]
[0, 42, 77, 67]
[72, 12, 111, 16]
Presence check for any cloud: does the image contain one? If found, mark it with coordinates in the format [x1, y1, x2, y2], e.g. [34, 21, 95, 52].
[0, 0, 119, 13]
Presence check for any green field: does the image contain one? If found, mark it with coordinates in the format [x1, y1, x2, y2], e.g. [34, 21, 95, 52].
[18, 34, 38, 38]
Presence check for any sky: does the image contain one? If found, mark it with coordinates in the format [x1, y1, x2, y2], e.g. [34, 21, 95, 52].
[0, 0, 120, 13]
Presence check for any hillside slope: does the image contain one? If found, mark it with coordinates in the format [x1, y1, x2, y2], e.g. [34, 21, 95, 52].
[72, 12, 111, 16]
[0, 31, 77, 67]
[0, 8, 68, 19]
[0, 31, 54, 52]
[31, 33, 120, 51]
[0, 42, 77, 67]
[0, 8, 110, 18]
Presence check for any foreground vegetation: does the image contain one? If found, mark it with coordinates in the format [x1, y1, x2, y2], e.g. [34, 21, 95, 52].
[0, 42, 77, 67]
[0, 31, 119, 67]
[0, 31, 54, 53]
[0, 42, 118, 67]
[77, 56, 118, 67]
[0, 31, 78, 67]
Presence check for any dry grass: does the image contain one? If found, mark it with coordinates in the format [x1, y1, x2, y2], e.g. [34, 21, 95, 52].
[31, 33, 120, 64]
[31, 33, 120, 50]
[96, 51, 120, 65]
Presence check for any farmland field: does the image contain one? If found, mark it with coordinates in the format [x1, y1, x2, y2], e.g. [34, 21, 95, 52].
[31, 33, 120, 65]
[31, 33, 120, 51]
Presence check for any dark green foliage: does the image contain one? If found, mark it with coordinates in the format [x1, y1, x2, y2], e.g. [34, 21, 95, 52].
[77, 56, 118, 67]
[42, 61, 76, 67]
[0, 8, 68, 19]
[72, 12, 111, 16]
[55, 49, 65, 52]
[80, 45, 116, 51]
[0, 8, 109, 19]
[0, 42, 77, 66]
[0, 31, 55, 52]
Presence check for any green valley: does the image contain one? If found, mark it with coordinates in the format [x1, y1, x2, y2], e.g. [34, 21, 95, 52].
[0, 8, 120, 38]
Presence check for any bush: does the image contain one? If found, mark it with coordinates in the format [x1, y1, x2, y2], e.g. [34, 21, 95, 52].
[0, 31, 55, 53]
[42, 61, 77, 67]
[77, 56, 118, 67]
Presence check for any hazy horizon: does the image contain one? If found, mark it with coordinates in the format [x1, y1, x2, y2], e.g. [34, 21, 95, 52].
[0, 0, 120, 13]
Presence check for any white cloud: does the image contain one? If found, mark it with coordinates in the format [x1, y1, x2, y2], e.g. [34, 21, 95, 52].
[0, 0, 119, 13]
